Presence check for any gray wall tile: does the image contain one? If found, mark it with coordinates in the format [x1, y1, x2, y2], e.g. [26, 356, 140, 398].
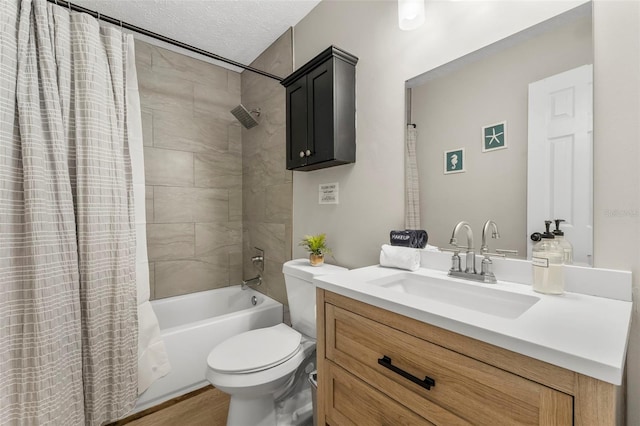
[265, 183, 292, 222]
[194, 151, 242, 189]
[263, 258, 288, 305]
[241, 29, 294, 304]
[229, 252, 243, 285]
[137, 40, 243, 300]
[135, 35, 293, 301]
[149, 262, 155, 299]
[228, 71, 241, 97]
[153, 110, 230, 154]
[195, 222, 242, 258]
[151, 46, 229, 90]
[134, 40, 152, 70]
[144, 185, 153, 223]
[145, 185, 154, 223]
[147, 223, 195, 261]
[242, 186, 265, 222]
[228, 124, 242, 153]
[243, 145, 288, 189]
[247, 222, 287, 264]
[194, 82, 240, 116]
[154, 187, 229, 223]
[229, 189, 243, 222]
[154, 259, 229, 299]
[141, 109, 153, 147]
[144, 147, 194, 187]
[138, 67, 194, 114]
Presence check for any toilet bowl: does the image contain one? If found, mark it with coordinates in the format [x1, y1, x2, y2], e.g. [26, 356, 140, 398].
[206, 259, 347, 426]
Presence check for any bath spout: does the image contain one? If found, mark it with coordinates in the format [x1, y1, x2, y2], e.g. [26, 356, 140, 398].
[241, 275, 262, 290]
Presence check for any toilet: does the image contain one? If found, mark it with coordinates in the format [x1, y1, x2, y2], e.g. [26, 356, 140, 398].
[206, 259, 347, 426]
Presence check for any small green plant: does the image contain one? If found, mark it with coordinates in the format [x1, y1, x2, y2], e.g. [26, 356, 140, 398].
[299, 233, 332, 256]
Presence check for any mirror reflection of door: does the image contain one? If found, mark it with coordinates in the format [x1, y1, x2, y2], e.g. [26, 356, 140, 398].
[406, 4, 592, 260]
[527, 65, 593, 265]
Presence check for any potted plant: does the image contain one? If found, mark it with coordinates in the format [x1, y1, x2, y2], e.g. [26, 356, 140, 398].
[299, 233, 332, 266]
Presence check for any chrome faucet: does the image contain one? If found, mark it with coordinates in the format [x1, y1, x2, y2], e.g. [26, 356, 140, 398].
[449, 221, 475, 274]
[446, 220, 518, 284]
[481, 220, 500, 254]
[242, 247, 264, 290]
[241, 275, 262, 290]
[479, 220, 502, 283]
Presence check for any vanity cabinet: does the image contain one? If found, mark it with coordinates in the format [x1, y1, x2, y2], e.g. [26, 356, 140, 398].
[280, 46, 357, 171]
[317, 289, 620, 425]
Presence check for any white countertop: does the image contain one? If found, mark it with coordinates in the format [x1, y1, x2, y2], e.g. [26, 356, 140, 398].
[314, 264, 632, 385]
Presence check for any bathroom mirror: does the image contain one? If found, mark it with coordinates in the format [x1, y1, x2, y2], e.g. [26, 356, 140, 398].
[406, 4, 593, 265]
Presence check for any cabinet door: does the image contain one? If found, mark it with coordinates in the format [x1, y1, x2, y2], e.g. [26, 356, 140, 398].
[286, 75, 308, 169]
[325, 361, 433, 426]
[326, 304, 574, 425]
[306, 59, 334, 166]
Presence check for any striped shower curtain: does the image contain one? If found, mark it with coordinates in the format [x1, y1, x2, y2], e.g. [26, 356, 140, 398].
[0, 0, 148, 423]
[405, 124, 421, 229]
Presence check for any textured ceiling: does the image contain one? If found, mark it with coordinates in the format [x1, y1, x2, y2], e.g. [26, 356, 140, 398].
[73, 0, 321, 69]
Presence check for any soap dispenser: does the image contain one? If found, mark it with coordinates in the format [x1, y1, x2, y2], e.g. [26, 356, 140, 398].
[553, 219, 573, 265]
[531, 221, 565, 294]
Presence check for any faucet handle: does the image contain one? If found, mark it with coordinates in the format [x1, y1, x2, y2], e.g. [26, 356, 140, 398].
[439, 247, 462, 272]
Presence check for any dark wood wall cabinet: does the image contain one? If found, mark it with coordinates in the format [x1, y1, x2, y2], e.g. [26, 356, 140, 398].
[280, 46, 358, 171]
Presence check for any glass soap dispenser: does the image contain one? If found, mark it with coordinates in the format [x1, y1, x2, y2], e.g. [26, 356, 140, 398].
[532, 220, 565, 294]
[553, 219, 573, 265]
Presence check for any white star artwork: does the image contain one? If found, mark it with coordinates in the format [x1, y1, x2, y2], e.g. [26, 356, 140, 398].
[482, 121, 508, 152]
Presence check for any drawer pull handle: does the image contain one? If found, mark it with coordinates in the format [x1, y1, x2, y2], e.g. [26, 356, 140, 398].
[378, 355, 436, 390]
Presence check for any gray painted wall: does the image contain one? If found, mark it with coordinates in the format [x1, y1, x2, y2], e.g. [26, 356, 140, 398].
[412, 15, 592, 255]
[293, 0, 639, 422]
[291, 1, 586, 269]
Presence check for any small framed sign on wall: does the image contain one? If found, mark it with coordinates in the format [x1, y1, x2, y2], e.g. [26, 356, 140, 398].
[444, 148, 465, 174]
[482, 121, 507, 152]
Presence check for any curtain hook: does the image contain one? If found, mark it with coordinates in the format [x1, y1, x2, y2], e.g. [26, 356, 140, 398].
[68, 1, 71, 12]
[96, 12, 100, 21]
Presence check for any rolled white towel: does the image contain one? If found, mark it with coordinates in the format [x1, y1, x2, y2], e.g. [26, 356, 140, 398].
[380, 244, 421, 271]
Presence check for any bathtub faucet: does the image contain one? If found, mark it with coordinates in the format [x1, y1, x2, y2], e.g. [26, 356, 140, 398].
[241, 275, 262, 290]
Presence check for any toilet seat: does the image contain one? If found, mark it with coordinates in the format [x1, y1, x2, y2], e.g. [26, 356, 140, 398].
[207, 324, 302, 374]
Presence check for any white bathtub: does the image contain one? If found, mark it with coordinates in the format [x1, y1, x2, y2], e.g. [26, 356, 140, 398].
[134, 286, 283, 413]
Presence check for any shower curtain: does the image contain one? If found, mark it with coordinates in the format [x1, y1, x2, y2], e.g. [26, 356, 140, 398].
[0, 0, 167, 423]
[405, 124, 421, 229]
[125, 23, 171, 397]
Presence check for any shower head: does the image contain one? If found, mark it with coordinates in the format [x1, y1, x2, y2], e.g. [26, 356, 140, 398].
[230, 105, 260, 129]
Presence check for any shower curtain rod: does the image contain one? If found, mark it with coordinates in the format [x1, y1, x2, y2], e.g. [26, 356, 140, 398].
[45, 0, 284, 82]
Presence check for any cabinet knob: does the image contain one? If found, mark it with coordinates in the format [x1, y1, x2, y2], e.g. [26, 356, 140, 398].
[305, 150, 311, 157]
[299, 151, 305, 158]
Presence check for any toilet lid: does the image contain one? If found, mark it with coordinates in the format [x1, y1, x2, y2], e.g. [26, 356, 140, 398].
[207, 324, 302, 373]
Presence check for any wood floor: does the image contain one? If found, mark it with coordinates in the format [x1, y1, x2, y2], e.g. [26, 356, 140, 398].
[115, 387, 230, 426]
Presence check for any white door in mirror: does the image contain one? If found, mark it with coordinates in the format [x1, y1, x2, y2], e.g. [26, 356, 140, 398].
[527, 64, 593, 266]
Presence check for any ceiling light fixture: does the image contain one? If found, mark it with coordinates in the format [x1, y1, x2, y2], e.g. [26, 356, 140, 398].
[398, 0, 426, 31]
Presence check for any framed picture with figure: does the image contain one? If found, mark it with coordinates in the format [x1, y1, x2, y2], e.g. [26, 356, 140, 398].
[444, 148, 465, 174]
[482, 121, 507, 152]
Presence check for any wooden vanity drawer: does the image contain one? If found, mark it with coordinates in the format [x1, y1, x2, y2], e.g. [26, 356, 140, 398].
[325, 303, 573, 425]
[325, 360, 433, 426]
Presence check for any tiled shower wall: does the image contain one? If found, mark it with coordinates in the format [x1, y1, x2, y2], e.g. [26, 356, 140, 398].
[135, 40, 244, 299]
[242, 30, 294, 305]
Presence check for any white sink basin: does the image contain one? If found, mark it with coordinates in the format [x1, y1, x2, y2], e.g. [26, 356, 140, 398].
[368, 273, 540, 319]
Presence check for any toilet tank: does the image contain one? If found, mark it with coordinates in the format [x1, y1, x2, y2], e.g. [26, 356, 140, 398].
[282, 259, 347, 339]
